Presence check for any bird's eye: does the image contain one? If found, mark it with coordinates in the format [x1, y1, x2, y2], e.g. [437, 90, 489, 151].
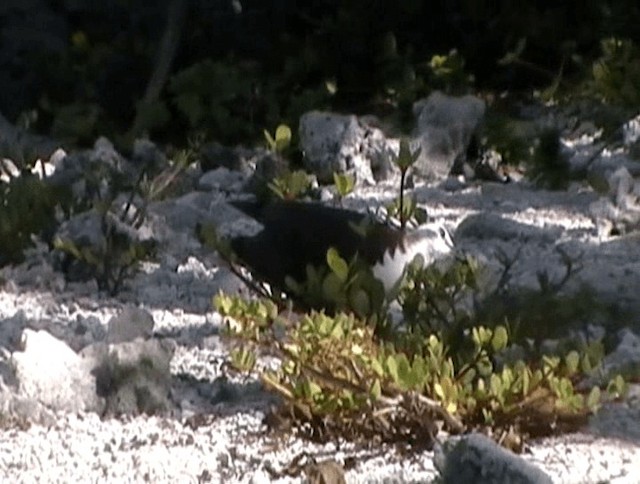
[439, 227, 447, 239]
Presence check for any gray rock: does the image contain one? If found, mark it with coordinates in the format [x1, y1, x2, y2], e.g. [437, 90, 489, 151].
[198, 167, 245, 193]
[132, 138, 167, 171]
[90, 137, 133, 175]
[154, 191, 221, 233]
[623, 114, 640, 146]
[589, 383, 640, 444]
[199, 141, 244, 172]
[54, 208, 157, 288]
[210, 266, 252, 299]
[455, 212, 562, 244]
[106, 306, 155, 344]
[243, 150, 289, 198]
[11, 329, 104, 413]
[602, 329, 640, 378]
[0, 386, 57, 427]
[610, 167, 640, 212]
[86, 338, 175, 415]
[412, 91, 485, 179]
[0, 112, 59, 163]
[46, 137, 139, 203]
[588, 166, 640, 233]
[55, 210, 108, 252]
[299, 111, 368, 184]
[434, 433, 553, 484]
[299, 111, 396, 185]
[0, 312, 30, 388]
[0, 311, 29, 353]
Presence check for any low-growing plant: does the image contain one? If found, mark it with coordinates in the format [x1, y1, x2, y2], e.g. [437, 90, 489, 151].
[425, 49, 474, 95]
[590, 38, 640, 107]
[399, 255, 480, 338]
[170, 59, 260, 143]
[389, 138, 422, 229]
[54, 145, 196, 294]
[54, 213, 156, 295]
[0, 170, 68, 266]
[333, 172, 355, 200]
[480, 110, 535, 167]
[264, 124, 292, 155]
[212, 225, 630, 450]
[268, 170, 315, 201]
[498, 37, 572, 102]
[215, 292, 625, 450]
[480, 110, 572, 188]
[284, 247, 387, 322]
[527, 127, 571, 190]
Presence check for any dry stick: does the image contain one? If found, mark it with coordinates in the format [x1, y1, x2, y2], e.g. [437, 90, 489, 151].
[227, 261, 273, 300]
[130, 0, 187, 136]
[290, 358, 465, 433]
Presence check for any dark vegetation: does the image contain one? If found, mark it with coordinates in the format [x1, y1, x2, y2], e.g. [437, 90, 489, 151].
[0, 0, 638, 452]
[1, 0, 639, 148]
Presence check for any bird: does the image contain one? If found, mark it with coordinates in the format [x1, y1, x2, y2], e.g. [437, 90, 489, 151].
[228, 200, 454, 300]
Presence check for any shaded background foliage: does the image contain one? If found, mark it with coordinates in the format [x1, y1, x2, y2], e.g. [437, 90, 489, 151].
[1, 0, 640, 147]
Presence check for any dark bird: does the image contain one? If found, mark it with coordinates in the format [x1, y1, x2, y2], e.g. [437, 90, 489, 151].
[229, 200, 454, 296]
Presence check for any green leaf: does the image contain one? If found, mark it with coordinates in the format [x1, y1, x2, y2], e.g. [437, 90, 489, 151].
[301, 379, 323, 400]
[472, 326, 492, 348]
[491, 325, 508, 351]
[370, 379, 382, 400]
[498, 37, 527, 65]
[586, 386, 601, 411]
[460, 367, 477, 386]
[396, 353, 412, 389]
[268, 170, 312, 200]
[329, 318, 345, 339]
[520, 366, 531, 396]
[274, 124, 292, 152]
[326, 247, 349, 282]
[386, 355, 399, 383]
[395, 138, 420, 171]
[214, 293, 232, 315]
[411, 356, 428, 390]
[371, 358, 384, 377]
[333, 172, 355, 197]
[606, 374, 627, 398]
[543, 355, 561, 372]
[230, 347, 256, 372]
[349, 287, 370, 317]
[476, 355, 493, 377]
[565, 350, 580, 374]
[490, 374, 503, 396]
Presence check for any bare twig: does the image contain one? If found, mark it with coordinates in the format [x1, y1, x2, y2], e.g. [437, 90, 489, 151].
[130, 0, 188, 136]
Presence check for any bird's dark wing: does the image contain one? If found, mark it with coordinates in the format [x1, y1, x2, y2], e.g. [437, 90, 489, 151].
[229, 199, 268, 222]
[230, 200, 405, 288]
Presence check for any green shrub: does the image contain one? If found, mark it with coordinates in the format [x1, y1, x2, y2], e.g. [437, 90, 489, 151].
[0, 172, 66, 266]
[54, 146, 196, 294]
[213, 231, 628, 450]
[590, 38, 640, 107]
[170, 60, 258, 143]
[215, 292, 625, 450]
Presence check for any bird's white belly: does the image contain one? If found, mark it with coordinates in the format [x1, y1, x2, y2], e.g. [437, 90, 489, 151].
[371, 227, 454, 294]
[372, 249, 418, 293]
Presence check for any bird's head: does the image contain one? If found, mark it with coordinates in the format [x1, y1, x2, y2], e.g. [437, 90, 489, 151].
[372, 221, 455, 294]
